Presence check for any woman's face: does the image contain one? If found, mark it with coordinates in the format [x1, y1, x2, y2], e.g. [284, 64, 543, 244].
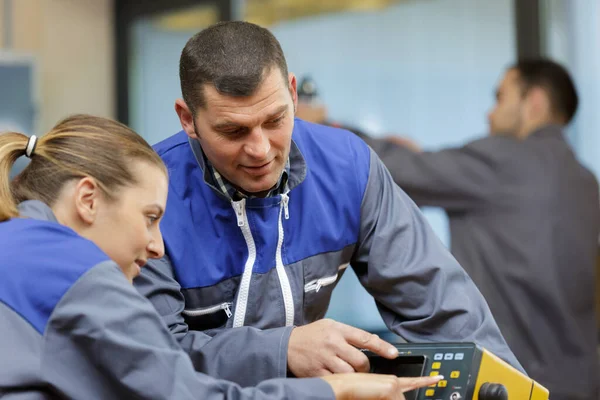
[73, 161, 168, 282]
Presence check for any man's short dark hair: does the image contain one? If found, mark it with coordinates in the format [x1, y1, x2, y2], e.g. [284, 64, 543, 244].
[179, 21, 289, 114]
[513, 59, 579, 124]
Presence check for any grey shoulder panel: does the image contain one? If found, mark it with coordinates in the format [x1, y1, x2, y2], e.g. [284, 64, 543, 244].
[0, 302, 44, 395]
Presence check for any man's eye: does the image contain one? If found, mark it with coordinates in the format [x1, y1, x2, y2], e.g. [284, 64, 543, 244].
[267, 117, 284, 125]
[223, 129, 244, 135]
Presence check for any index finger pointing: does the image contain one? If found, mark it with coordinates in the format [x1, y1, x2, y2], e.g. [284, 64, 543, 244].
[341, 325, 398, 359]
[398, 376, 444, 392]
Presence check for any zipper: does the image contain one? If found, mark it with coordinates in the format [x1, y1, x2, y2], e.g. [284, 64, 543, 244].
[231, 198, 257, 328]
[233, 201, 245, 227]
[304, 273, 339, 293]
[275, 193, 294, 326]
[183, 302, 232, 318]
[282, 193, 290, 220]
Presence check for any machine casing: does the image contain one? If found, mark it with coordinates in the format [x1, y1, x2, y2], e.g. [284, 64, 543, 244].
[365, 342, 548, 400]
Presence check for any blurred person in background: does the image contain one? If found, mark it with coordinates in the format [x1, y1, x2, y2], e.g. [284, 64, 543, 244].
[361, 59, 600, 400]
[134, 20, 523, 388]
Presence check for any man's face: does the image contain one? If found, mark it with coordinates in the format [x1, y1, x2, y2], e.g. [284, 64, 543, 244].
[488, 69, 526, 136]
[188, 68, 297, 196]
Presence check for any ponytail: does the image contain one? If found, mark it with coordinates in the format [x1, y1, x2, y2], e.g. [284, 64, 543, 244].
[0, 132, 29, 221]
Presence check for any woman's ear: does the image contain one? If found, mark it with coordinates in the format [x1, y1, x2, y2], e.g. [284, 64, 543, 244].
[73, 177, 101, 225]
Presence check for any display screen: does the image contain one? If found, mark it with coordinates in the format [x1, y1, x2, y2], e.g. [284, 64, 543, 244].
[368, 355, 427, 400]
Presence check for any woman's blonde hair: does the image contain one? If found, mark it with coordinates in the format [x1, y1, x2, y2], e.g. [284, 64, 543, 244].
[0, 114, 166, 222]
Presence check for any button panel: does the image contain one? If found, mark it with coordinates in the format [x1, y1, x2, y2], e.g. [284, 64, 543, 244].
[366, 344, 475, 400]
[418, 347, 472, 400]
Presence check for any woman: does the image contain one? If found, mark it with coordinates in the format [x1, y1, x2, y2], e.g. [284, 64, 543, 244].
[0, 115, 440, 399]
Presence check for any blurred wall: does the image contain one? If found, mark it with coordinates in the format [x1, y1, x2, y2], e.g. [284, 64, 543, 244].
[0, 0, 114, 133]
[0, 1, 4, 47]
[129, 19, 195, 142]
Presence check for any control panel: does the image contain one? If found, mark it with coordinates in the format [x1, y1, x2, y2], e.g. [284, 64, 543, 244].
[366, 343, 479, 400]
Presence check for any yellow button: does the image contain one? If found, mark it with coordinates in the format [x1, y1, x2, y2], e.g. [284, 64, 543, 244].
[450, 371, 460, 378]
[438, 380, 448, 387]
[425, 389, 435, 396]
[429, 371, 439, 376]
[432, 362, 441, 370]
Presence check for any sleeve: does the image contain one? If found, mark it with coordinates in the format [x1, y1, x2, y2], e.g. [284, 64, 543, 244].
[364, 137, 502, 212]
[134, 254, 294, 386]
[351, 149, 525, 373]
[42, 261, 334, 400]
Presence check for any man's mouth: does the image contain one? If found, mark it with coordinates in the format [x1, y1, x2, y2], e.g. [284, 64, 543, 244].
[242, 159, 274, 175]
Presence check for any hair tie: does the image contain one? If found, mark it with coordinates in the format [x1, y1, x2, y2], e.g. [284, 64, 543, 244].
[25, 135, 38, 158]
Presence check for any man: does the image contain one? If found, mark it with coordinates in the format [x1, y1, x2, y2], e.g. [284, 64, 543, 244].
[363, 59, 600, 400]
[134, 21, 521, 387]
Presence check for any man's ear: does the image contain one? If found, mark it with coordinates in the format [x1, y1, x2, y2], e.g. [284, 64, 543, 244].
[175, 99, 199, 140]
[288, 73, 298, 114]
[73, 177, 101, 225]
[526, 86, 551, 119]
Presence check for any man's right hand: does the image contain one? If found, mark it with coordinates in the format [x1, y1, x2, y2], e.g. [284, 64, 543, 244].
[322, 373, 443, 400]
[384, 136, 422, 153]
[287, 319, 399, 377]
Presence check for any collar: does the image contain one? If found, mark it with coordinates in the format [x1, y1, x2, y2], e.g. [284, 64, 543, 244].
[527, 124, 565, 139]
[205, 154, 290, 201]
[18, 200, 59, 222]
